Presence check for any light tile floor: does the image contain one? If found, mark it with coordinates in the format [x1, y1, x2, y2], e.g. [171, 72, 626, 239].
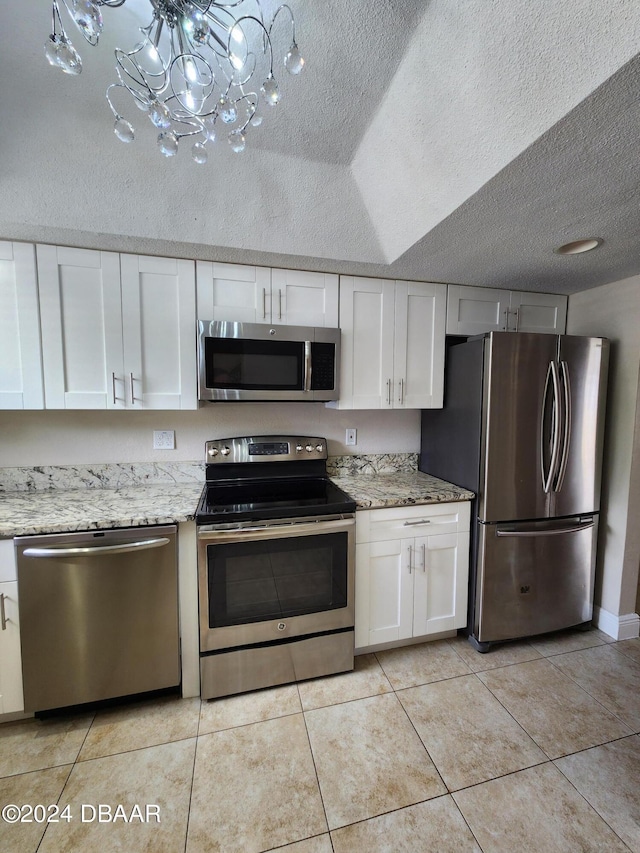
[1, 628, 639, 853]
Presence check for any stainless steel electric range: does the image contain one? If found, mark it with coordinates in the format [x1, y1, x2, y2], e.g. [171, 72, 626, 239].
[196, 435, 356, 700]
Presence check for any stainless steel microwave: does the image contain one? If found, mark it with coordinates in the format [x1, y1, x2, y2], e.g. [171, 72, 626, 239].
[198, 321, 341, 402]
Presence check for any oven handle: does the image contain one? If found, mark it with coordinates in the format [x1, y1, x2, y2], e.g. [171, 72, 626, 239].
[198, 516, 354, 541]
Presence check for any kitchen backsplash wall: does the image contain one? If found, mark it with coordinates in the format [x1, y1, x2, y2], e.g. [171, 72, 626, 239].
[0, 405, 421, 468]
[0, 454, 420, 492]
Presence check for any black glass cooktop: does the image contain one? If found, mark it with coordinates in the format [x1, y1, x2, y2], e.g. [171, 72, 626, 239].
[196, 477, 355, 523]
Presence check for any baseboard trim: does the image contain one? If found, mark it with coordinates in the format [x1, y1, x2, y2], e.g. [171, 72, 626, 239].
[594, 606, 640, 640]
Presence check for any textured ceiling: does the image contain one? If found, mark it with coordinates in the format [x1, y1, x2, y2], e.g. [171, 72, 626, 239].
[1, 0, 640, 294]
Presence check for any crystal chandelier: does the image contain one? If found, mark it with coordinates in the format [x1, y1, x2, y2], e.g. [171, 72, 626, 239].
[44, 1, 304, 164]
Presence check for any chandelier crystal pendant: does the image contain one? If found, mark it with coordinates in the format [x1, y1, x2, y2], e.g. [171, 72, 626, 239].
[45, 0, 304, 164]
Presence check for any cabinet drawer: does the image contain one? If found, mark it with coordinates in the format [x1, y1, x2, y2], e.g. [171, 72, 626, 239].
[357, 502, 470, 543]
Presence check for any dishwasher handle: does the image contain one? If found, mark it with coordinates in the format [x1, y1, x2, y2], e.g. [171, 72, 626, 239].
[22, 537, 171, 558]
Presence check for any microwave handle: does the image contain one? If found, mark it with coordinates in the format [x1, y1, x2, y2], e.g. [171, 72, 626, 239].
[304, 341, 312, 392]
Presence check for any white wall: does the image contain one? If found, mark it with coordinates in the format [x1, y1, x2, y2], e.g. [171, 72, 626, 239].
[0, 405, 421, 467]
[567, 275, 640, 635]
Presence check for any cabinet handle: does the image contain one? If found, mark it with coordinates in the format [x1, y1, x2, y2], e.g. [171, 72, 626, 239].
[421, 543, 427, 572]
[407, 545, 412, 574]
[129, 372, 135, 403]
[398, 378, 404, 404]
[262, 287, 267, 319]
[278, 289, 282, 320]
[0, 593, 6, 631]
[403, 519, 431, 526]
[502, 309, 509, 331]
[386, 379, 391, 406]
[111, 372, 117, 405]
[514, 308, 520, 332]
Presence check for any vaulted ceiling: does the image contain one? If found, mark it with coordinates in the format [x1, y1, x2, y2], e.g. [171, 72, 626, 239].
[2, 0, 640, 294]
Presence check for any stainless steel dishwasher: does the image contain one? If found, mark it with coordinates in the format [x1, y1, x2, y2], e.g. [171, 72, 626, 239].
[15, 525, 180, 713]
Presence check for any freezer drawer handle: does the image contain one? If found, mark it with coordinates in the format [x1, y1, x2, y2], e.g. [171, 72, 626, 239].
[22, 537, 171, 558]
[403, 519, 431, 527]
[496, 521, 594, 538]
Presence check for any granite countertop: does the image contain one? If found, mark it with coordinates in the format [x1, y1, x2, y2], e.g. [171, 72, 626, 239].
[0, 458, 474, 538]
[0, 483, 204, 538]
[330, 471, 474, 509]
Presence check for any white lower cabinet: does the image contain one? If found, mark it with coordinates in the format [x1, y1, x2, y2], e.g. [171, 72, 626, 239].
[0, 540, 23, 715]
[355, 502, 470, 650]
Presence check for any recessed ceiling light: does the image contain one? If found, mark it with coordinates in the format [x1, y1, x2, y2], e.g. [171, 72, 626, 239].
[554, 238, 604, 255]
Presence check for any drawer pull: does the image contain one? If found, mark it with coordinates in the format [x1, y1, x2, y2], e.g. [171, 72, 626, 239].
[403, 519, 431, 527]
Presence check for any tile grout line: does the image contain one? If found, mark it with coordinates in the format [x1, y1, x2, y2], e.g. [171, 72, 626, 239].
[297, 681, 336, 853]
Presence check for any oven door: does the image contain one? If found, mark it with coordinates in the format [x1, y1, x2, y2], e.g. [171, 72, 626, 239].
[198, 514, 355, 653]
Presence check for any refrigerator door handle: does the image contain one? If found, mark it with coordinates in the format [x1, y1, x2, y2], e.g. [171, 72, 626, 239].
[554, 360, 572, 493]
[541, 361, 562, 494]
[496, 520, 595, 538]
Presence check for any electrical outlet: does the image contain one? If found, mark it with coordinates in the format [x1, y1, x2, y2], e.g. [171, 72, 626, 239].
[345, 428, 357, 446]
[153, 430, 175, 450]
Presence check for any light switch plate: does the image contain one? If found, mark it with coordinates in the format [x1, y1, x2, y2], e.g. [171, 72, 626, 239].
[153, 430, 175, 450]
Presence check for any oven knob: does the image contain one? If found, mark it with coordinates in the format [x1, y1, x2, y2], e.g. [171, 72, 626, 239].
[221, 446, 230, 456]
[316, 444, 323, 453]
[305, 444, 313, 452]
[296, 444, 303, 452]
[208, 447, 219, 457]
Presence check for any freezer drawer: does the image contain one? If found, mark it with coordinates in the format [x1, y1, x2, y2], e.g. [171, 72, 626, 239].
[473, 516, 597, 644]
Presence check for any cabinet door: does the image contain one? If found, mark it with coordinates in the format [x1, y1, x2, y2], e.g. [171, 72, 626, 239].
[446, 285, 510, 335]
[394, 281, 446, 408]
[0, 581, 24, 714]
[413, 532, 470, 636]
[37, 245, 124, 409]
[271, 269, 339, 327]
[0, 242, 44, 409]
[335, 276, 395, 409]
[509, 291, 567, 334]
[121, 255, 197, 410]
[358, 539, 414, 646]
[196, 261, 272, 323]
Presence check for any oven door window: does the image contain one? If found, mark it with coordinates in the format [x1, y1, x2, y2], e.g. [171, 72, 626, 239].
[206, 532, 348, 627]
[204, 337, 304, 391]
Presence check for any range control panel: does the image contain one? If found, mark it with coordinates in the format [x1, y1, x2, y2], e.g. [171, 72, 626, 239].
[205, 435, 327, 464]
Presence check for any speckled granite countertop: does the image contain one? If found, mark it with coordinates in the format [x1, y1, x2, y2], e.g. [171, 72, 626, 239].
[0, 457, 473, 538]
[0, 484, 204, 538]
[329, 471, 473, 509]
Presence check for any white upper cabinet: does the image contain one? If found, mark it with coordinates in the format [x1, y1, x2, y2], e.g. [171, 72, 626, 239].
[37, 246, 197, 410]
[270, 269, 339, 327]
[508, 290, 568, 333]
[335, 276, 446, 409]
[38, 245, 124, 409]
[197, 262, 338, 327]
[0, 241, 44, 410]
[120, 254, 197, 410]
[196, 261, 272, 323]
[447, 285, 567, 335]
[393, 281, 446, 409]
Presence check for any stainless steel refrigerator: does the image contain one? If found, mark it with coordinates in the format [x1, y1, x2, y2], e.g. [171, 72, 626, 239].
[420, 332, 609, 651]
